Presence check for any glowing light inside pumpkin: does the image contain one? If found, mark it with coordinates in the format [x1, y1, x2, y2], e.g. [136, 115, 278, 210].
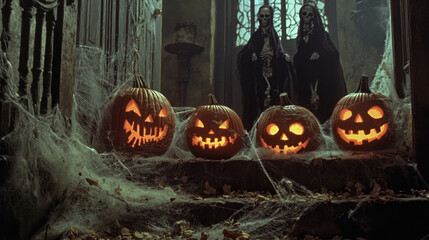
[281, 133, 288, 140]
[159, 108, 167, 117]
[145, 114, 154, 123]
[123, 120, 169, 148]
[337, 123, 388, 145]
[367, 106, 384, 119]
[260, 136, 310, 154]
[219, 120, 229, 129]
[125, 99, 141, 117]
[354, 114, 364, 123]
[266, 123, 279, 135]
[340, 109, 352, 121]
[195, 118, 205, 128]
[289, 123, 304, 135]
[191, 134, 238, 149]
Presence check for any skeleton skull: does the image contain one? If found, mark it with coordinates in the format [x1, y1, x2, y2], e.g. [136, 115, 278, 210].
[258, 7, 271, 28]
[300, 6, 314, 24]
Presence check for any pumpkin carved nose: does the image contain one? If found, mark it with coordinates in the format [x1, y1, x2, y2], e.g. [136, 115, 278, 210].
[145, 114, 154, 123]
[208, 130, 215, 134]
[281, 133, 288, 140]
[355, 114, 363, 123]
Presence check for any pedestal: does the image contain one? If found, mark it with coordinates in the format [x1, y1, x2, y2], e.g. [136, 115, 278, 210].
[164, 42, 204, 106]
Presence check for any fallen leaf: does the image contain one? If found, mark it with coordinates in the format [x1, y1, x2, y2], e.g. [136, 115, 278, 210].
[121, 227, 131, 236]
[222, 229, 250, 240]
[172, 220, 192, 237]
[203, 181, 216, 196]
[33, 128, 38, 138]
[85, 178, 99, 187]
[200, 232, 209, 240]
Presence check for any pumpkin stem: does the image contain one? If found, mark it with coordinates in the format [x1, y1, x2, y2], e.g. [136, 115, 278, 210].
[356, 75, 371, 93]
[208, 94, 218, 105]
[134, 74, 149, 88]
[279, 92, 293, 106]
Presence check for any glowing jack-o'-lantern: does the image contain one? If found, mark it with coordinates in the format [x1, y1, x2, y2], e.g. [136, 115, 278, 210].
[186, 94, 244, 159]
[102, 75, 175, 155]
[257, 93, 321, 154]
[331, 75, 394, 150]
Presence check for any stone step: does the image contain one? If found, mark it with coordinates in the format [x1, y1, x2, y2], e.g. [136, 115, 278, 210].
[121, 150, 424, 195]
[114, 196, 429, 239]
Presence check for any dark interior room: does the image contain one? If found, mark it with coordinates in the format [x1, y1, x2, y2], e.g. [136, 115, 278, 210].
[1, 0, 429, 239]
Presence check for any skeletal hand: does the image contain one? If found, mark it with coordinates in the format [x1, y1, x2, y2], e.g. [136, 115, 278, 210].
[284, 52, 291, 62]
[252, 52, 257, 62]
[310, 52, 319, 61]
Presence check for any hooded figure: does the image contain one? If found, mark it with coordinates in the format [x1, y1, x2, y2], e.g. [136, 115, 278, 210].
[238, 5, 295, 131]
[293, 3, 347, 124]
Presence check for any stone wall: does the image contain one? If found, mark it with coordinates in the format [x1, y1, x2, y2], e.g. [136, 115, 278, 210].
[336, 0, 389, 93]
[161, 0, 215, 107]
[160, 1, 389, 105]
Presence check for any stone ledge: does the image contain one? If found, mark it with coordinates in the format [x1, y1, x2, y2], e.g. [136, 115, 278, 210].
[122, 150, 423, 194]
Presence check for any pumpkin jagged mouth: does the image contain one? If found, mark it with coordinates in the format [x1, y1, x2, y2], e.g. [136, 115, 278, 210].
[191, 134, 238, 149]
[260, 137, 310, 154]
[123, 120, 169, 148]
[337, 123, 388, 145]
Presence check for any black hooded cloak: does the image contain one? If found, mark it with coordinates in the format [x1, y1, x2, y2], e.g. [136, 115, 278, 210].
[293, 4, 347, 124]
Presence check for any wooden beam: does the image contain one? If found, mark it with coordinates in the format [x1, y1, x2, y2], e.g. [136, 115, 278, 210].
[18, 2, 34, 98]
[325, 0, 338, 48]
[31, 8, 46, 114]
[390, 0, 406, 99]
[409, 0, 429, 180]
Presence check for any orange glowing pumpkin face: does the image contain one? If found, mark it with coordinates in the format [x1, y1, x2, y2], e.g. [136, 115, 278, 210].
[123, 99, 170, 147]
[186, 94, 244, 160]
[257, 93, 321, 155]
[190, 118, 238, 149]
[102, 76, 175, 155]
[331, 75, 394, 150]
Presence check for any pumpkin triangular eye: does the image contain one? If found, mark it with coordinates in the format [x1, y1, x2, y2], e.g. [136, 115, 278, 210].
[126, 99, 141, 117]
[219, 119, 229, 129]
[159, 108, 167, 117]
[195, 118, 204, 128]
[145, 114, 154, 123]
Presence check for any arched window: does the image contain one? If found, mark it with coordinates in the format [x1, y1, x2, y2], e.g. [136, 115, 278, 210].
[235, 0, 329, 46]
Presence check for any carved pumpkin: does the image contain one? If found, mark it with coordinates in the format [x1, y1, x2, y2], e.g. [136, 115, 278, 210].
[331, 75, 394, 150]
[257, 93, 321, 154]
[186, 94, 244, 159]
[103, 75, 175, 155]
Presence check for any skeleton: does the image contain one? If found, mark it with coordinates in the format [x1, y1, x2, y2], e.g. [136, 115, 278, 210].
[300, 5, 314, 43]
[300, 5, 321, 110]
[309, 80, 320, 111]
[293, 4, 347, 123]
[300, 6, 320, 61]
[251, 7, 275, 108]
[239, 5, 295, 130]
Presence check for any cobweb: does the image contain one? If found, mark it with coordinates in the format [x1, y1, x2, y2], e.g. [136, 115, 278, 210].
[0, 2, 411, 239]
